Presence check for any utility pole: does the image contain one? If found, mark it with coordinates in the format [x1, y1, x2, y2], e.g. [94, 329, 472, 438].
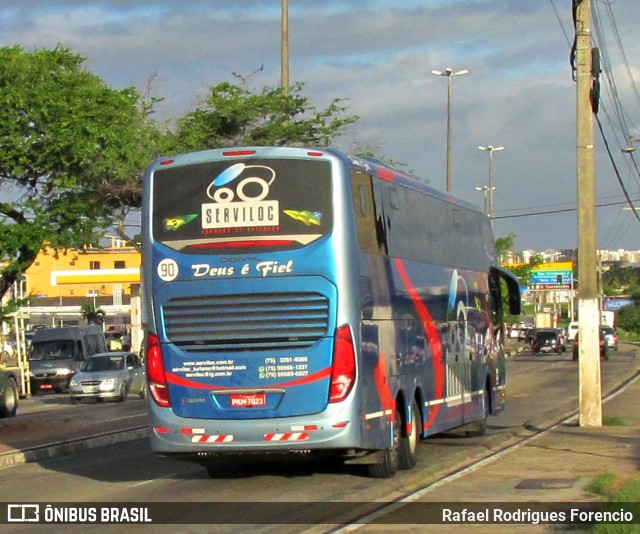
[281, 0, 290, 93]
[575, 0, 602, 427]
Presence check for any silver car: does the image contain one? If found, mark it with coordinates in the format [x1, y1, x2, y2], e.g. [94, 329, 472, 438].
[69, 352, 146, 403]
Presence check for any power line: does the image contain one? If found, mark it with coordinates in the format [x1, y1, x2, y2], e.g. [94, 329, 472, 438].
[494, 196, 639, 220]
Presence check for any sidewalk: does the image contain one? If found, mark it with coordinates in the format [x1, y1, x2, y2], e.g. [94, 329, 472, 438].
[357, 370, 640, 533]
[0, 398, 148, 468]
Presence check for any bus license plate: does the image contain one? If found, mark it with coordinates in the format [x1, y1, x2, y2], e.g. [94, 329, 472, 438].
[230, 393, 266, 408]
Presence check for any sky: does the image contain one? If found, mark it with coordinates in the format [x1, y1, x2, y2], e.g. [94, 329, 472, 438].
[1, 0, 639, 252]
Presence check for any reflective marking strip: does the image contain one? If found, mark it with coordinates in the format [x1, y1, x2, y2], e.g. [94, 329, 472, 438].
[365, 409, 394, 420]
[180, 428, 205, 434]
[446, 395, 464, 407]
[425, 392, 485, 408]
[291, 425, 317, 432]
[191, 435, 234, 443]
[264, 432, 309, 442]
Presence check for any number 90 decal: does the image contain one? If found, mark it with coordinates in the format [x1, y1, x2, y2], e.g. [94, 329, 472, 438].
[157, 259, 179, 282]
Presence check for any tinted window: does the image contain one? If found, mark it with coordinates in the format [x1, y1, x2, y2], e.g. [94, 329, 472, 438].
[356, 177, 492, 271]
[153, 158, 333, 254]
[29, 341, 75, 361]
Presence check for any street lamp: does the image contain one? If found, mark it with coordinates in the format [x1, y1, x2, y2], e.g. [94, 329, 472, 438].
[478, 145, 504, 220]
[621, 136, 640, 153]
[432, 67, 469, 193]
[474, 185, 495, 214]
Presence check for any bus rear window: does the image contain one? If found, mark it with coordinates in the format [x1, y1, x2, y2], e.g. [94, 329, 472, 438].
[152, 158, 333, 254]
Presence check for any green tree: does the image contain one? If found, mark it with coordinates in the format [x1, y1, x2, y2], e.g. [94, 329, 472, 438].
[173, 78, 358, 151]
[602, 265, 640, 296]
[617, 302, 640, 335]
[0, 46, 165, 299]
[81, 303, 105, 327]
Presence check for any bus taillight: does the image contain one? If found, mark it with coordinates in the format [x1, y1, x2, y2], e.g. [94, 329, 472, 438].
[329, 325, 356, 403]
[146, 332, 171, 407]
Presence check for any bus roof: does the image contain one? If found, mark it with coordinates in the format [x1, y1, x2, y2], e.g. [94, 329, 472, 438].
[147, 146, 485, 215]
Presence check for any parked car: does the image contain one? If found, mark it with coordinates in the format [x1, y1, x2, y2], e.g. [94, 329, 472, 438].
[600, 326, 618, 351]
[531, 329, 564, 354]
[69, 352, 146, 403]
[572, 331, 608, 361]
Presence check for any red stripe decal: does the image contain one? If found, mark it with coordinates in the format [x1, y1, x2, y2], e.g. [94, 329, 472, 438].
[165, 366, 331, 390]
[393, 258, 445, 428]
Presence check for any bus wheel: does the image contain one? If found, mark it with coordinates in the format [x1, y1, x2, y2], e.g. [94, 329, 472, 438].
[399, 400, 420, 469]
[466, 389, 489, 437]
[367, 409, 401, 478]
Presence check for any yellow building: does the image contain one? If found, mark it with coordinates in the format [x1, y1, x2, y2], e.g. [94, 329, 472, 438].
[22, 237, 141, 330]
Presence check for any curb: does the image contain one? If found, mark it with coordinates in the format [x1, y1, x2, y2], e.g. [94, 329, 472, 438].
[0, 426, 148, 469]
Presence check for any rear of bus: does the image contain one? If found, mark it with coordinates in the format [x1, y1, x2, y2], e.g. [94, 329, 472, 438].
[142, 147, 362, 461]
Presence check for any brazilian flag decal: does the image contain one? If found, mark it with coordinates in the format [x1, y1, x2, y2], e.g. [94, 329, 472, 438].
[283, 210, 322, 226]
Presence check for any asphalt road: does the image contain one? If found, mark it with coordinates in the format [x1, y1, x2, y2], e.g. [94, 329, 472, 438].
[0, 344, 638, 533]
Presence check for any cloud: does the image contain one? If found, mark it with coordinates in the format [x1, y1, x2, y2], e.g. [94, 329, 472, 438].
[0, 0, 638, 251]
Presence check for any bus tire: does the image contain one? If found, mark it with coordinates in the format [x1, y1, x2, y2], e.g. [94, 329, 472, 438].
[367, 408, 401, 478]
[398, 399, 420, 470]
[466, 389, 490, 437]
[0, 377, 19, 418]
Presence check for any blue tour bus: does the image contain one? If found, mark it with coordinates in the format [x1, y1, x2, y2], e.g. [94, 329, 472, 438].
[141, 146, 521, 478]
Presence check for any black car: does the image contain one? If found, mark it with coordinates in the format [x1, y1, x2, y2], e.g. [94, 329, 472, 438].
[531, 330, 564, 354]
[572, 332, 608, 361]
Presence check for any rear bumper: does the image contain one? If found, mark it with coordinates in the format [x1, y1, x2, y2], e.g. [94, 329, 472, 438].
[148, 402, 363, 455]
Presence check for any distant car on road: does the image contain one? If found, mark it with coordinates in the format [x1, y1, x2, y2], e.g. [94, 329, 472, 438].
[600, 326, 618, 351]
[531, 329, 564, 354]
[105, 332, 124, 351]
[572, 331, 608, 361]
[69, 352, 146, 403]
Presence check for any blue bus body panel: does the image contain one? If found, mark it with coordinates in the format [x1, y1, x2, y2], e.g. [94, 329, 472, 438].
[153, 273, 338, 419]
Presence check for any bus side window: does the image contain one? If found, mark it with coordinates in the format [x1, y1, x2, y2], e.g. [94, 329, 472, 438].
[351, 170, 387, 255]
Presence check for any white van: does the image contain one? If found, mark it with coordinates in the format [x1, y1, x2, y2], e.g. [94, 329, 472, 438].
[568, 322, 579, 341]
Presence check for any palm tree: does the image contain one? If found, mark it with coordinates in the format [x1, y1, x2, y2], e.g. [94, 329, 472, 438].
[81, 303, 105, 326]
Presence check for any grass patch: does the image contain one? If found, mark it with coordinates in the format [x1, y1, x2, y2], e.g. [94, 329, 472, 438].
[579, 474, 640, 533]
[603, 416, 626, 427]
[586, 472, 618, 498]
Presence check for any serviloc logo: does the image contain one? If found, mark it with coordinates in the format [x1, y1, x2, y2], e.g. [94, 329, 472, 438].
[202, 163, 279, 229]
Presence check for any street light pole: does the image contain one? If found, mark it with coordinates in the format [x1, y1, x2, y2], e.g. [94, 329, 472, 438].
[432, 67, 468, 193]
[478, 145, 504, 220]
[474, 185, 495, 214]
[281, 0, 290, 93]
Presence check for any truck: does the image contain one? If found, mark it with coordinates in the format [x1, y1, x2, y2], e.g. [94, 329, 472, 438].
[0, 350, 28, 418]
[601, 310, 615, 328]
